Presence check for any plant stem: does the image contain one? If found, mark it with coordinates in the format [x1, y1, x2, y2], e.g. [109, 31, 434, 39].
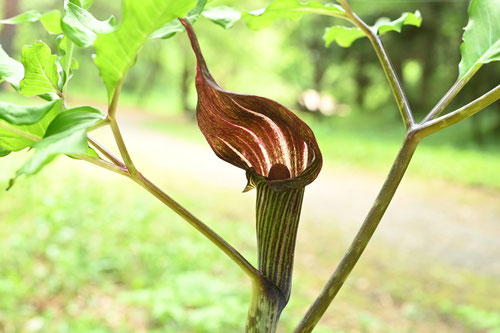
[294, 133, 420, 333]
[422, 67, 480, 122]
[417, 84, 500, 139]
[87, 118, 110, 132]
[339, 0, 414, 129]
[109, 118, 138, 176]
[132, 172, 261, 282]
[87, 136, 125, 167]
[74, 153, 129, 177]
[62, 41, 75, 94]
[108, 81, 123, 119]
[107, 84, 138, 176]
[92, 65, 260, 284]
[75, 144, 260, 282]
[246, 277, 284, 333]
[256, 183, 305, 303]
[245, 178, 306, 332]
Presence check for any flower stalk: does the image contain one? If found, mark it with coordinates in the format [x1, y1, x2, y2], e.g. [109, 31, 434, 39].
[179, 18, 323, 332]
[294, 133, 419, 332]
[246, 277, 284, 332]
[253, 173, 305, 304]
[245, 172, 306, 331]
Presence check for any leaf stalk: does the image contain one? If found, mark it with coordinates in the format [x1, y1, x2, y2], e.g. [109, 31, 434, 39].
[132, 172, 262, 282]
[106, 84, 138, 176]
[422, 66, 480, 122]
[417, 84, 500, 139]
[339, 0, 415, 129]
[294, 133, 420, 332]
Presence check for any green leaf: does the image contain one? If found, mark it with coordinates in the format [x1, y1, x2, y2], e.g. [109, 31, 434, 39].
[459, 0, 500, 79]
[86, 146, 99, 158]
[0, 45, 24, 89]
[94, 0, 196, 101]
[0, 10, 41, 24]
[55, 35, 79, 80]
[61, 0, 117, 48]
[372, 11, 422, 34]
[324, 11, 422, 48]
[243, 0, 344, 30]
[0, 100, 62, 151]
[202, 6, 241, 29]
[19, 42, 60, 95]
[0, 99, 60, 125]
[39, 10, 63, 34]
[151, 1, 240, 38]
[151, 0, 207, 39]
[1, 9, 63, 35]
[0, 146, 11, 157]
[17, 106, 105, 176]
[324, 26, 365, 48]
[56, 35, 69, 55]
[20, 41, 62, 97]
[70, 0, 94, 10]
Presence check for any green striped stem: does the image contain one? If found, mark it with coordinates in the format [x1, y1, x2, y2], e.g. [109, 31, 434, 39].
[246, 277, 283, 333]
[257, 181, 305, 301]
[246, 175, 306, 332]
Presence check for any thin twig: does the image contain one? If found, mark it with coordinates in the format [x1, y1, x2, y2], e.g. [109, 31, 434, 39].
[340, 0, 415, 129]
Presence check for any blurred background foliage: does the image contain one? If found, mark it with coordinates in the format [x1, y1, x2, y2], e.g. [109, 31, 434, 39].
[2, 0, 500, 143]
[3, 0, 499, 155]
[1, 0, 499, 332]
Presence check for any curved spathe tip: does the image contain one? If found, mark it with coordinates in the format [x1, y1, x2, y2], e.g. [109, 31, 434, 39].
[180, 18, 323, 192]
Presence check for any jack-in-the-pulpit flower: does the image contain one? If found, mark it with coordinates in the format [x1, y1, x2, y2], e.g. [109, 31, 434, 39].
[179, 20, 322, 192]
[179, 19, 323, 331]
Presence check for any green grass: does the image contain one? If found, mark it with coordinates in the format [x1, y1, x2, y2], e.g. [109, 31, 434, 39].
[0, 155, 252, 332]
[1, 153, 499, 332]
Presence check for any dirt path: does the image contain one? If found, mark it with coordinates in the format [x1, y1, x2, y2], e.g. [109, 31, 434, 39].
[91, 109, 500, 277]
